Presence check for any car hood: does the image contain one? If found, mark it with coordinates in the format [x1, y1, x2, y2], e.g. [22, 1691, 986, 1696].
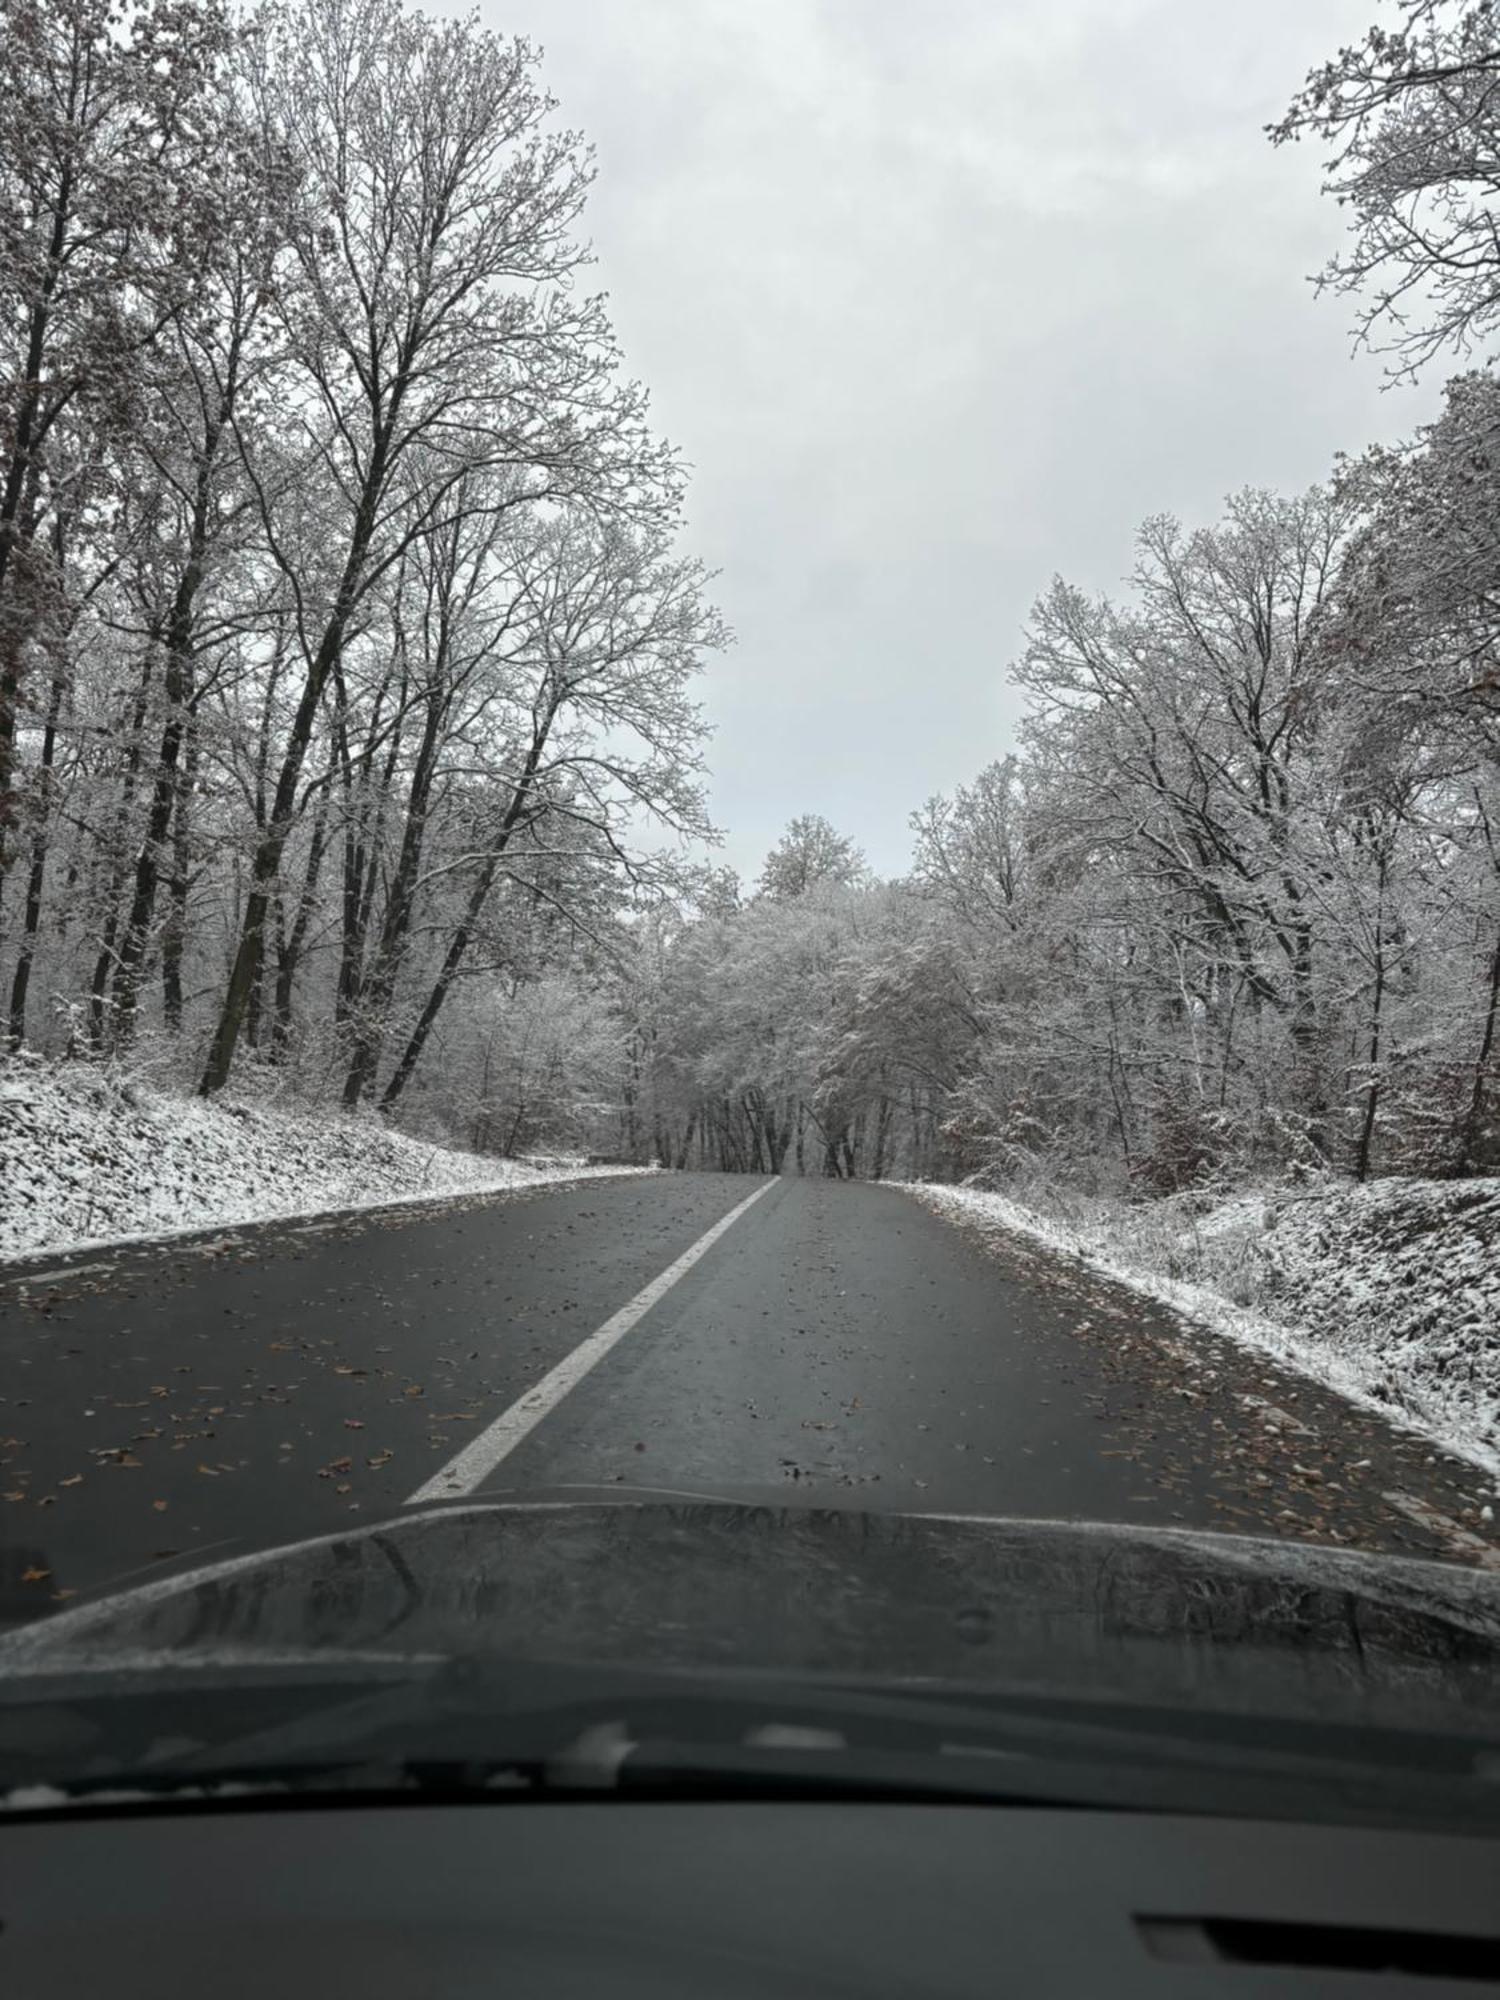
[3, 1492, 1500, 1727]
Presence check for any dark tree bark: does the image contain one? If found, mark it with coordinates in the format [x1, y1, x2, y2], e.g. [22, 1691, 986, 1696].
[5, 653, 65, 1048]
[377, 697, 560, 1112]
[199, 427, 393, 1095]
[340, 664, 446, 1107]
[0, 152, 73, 898]
[271, 786, 331, 1058]
[110, 332, 245, 1046]
[1454, 919, 1500, 1175]
[160, 717, 198, 1033]
[86, 650, 156, 1048]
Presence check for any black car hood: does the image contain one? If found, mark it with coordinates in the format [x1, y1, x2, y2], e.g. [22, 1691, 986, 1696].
[3, 1492, 1500, 1728]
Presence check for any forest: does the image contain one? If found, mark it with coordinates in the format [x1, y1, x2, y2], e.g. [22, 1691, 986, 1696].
[1, 0, 1498, 1203]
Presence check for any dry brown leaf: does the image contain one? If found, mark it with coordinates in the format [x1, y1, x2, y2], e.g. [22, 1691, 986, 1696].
[59, 1473, 83, 1487]
[20, 1566, 50, 1583]
[196, 1463, 219, 1477]
[152, 1499, 168, 1512]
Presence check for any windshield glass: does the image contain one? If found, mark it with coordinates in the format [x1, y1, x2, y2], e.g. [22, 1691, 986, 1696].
[1, 0, 1498, 1831]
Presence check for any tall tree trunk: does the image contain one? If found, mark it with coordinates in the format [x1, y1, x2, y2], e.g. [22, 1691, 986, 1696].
[1354, 857, 1390, 1184]
[341, 681, 447, 1107]
[870, 1095, 893, 1182]
[0, 160, 73, 901]
[377, 712, 557, 1113]
[5, 657, 66, 1049]
[1455, 917, 1500, 1175]
[109, 384, 236, 1046]
[87, 651, 157, 1048]
[160, 718, 198, 1033]
[199, 422, 395, 1095]
[376, 845, 504, 1112]
[271, 786, 331, 1059]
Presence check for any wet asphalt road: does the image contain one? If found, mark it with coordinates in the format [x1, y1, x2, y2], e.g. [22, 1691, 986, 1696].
[1, 1170, 1497, 1622]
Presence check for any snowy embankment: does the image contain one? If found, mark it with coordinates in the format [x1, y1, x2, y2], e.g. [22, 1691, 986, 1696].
[0, 1059, 643, 1262]
[898, 1176, 1500, 1483]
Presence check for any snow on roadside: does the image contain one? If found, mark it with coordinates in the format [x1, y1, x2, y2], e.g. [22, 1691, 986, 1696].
[0, 1058, 645, 1263]
[894, 1177, 1500, 1485]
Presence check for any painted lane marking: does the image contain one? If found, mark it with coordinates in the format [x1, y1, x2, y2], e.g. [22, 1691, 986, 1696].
[405, 1180, 776, 1504]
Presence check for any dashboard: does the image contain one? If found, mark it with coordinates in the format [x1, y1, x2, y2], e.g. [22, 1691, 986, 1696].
[3, 1799, 1498, 1997]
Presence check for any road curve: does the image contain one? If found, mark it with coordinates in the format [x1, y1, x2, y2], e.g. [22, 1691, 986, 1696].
[1, 1171, 1495, 1621]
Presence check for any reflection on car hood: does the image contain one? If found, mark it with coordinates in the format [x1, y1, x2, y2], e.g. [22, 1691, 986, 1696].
[4, 1493, 1500, 1725]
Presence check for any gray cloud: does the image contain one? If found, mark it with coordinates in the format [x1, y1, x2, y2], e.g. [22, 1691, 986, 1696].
[481, 0, 1439, 877]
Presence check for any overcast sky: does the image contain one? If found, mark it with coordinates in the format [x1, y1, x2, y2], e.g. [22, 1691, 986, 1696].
[478, 0, 1438, 882]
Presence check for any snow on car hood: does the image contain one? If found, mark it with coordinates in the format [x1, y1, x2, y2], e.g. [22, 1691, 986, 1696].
[3, 1494, 1499, 1727]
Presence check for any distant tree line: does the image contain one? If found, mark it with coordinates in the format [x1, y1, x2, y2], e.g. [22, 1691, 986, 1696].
[624, 436, 1499, 1188]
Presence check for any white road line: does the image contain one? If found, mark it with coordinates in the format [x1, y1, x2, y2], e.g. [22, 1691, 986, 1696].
[404, 1180, 776, 1505]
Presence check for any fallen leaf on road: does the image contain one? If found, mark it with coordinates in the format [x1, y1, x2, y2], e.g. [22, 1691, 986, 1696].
[327, 1456, 352, 1474]
[51, 1589, 76, 1602]
[403, 1385, 424, 1398]
[196, 1463, 219, 1476]
[343, 1419, 365, 1430]
[152, 1500, 168, 1511]
[59, 1474, 83, 1487]
[3, 1491, 25, 1502]
[21, 1567, 50, 1583]
[366, 1450, 394, 1469]
[336, 1483, 352, 1495]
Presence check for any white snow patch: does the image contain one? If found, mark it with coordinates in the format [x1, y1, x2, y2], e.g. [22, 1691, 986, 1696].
[893, 1176, 1500, 1485]
[0, 1057, 646, 1263]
